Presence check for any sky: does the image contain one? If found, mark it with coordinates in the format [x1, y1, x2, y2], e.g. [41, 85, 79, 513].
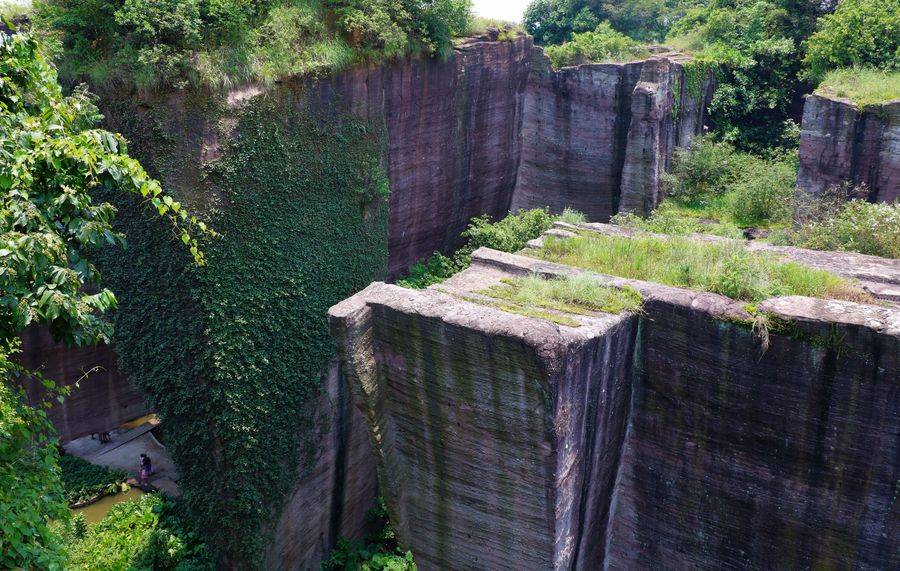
[471, 0, 531, 23]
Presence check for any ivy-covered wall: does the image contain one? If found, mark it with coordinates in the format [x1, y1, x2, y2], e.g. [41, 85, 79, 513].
[95, 85, 390, 567]
[83, 36, 533, 567]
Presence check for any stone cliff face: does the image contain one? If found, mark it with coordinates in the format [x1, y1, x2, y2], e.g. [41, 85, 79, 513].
[18, 326, 148, 443]
[797, 93, 900, 203]
[511, 50, 714, 220]
[330, 229, 899, 570]
[312, 36, 533, 277]
[23, 37, 729, 569]
[265, 361, 377, 569]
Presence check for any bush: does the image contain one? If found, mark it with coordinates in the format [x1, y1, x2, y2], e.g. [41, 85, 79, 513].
[461, 208, 554, 255]
[321, 497, 416, 571]
[556, 207, 587, 225]
[62, 493, 213, 570]
[544, 21, 648, 68]
[660, 136, 797, 228]
[34, 0, 474, 88]
[663, 138, 745, 203]
[58, 454, 129, 505]
[397, 208, 554, 289]
[784, 200, 900, 259]
[395, 252, 461, 289]
[803, 0, 900, 82]
[726, 156, 796, 227]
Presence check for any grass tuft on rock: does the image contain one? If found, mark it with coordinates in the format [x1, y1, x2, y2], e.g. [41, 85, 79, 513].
[479, 274, 643, 318]
[817, 68, 900, 109]
[531, 233, 869, 304]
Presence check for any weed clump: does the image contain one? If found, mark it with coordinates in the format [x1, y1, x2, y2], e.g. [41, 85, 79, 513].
[479, 274, 643, 317]
[397, 208, 554, 289]
[773, 199, 900, 259]
[531, 233, 868, 304]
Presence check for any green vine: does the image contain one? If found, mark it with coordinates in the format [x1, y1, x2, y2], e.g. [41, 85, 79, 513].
[95, 89, 390, 566]
[672, 72, 682, 123]
[682, 58, 718, 100]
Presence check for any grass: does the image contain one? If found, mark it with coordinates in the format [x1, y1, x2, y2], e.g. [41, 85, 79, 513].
[817, 67, 900, 109]
[1, 0, 29, 20]
[59, 454, 129, 506]
[478, 274, 643, 319]
[611, 202, 745, 239]
[555, 207, 588, 225]
[474, 297, 582, 327]
[529, 233, 870, 304]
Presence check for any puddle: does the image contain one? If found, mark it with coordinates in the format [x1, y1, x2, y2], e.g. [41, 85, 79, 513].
[73, 487, 144, 525]
[119, 413, 159, 430]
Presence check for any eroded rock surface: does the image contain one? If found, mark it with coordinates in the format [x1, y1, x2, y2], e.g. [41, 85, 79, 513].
[330, 231, 899, 570]
[797, 94, 900, 202]
[17, 326, 148, 443]
[511, 51, 714, 220]
[266, 361, 377, 571]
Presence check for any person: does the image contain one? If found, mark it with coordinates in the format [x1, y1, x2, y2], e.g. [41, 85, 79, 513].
[140, 453, 152, 484]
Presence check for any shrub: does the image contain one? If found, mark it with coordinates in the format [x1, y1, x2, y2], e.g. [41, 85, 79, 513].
[556, 207, 587, 225]
[726, 156, 796, 227]
[544, 21, 648, 68]
[395, 252, 461, 289]
[786, 200, 900, 259]
[62, 493, 213, 570]
[397, 208, 554, 289]
[663, 138, 745, 203]
[58, 454, 128, 505]
[321, 497, 416, 571]
[803, 0, 900, 82]
[660, 136, 797, 229]
[460, 208, 554, 256]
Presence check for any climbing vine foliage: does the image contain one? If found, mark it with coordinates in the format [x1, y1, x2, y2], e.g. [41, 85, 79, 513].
[95, 91, 391, 566]
[0, 30, 211, 569]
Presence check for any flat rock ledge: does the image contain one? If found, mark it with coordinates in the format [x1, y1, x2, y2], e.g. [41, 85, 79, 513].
[329, 233, 899, 570]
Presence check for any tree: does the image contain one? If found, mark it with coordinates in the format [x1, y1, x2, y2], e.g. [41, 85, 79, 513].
[544, 21, 644, 68]
[664, 0, 835, 152]
[0, 29, 209, 568]
[803, 0, 900, 82]
[524, 0, 689, 44]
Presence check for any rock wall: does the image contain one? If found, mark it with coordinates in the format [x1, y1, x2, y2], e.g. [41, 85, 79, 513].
[797, 93, 900, 203]
[266, 361, 378, 570]
[329, 280, 639, 569]
[314, 36, 532, 277]
[17, 326, 148, 443]
[510, 51, 714, 220]
[330, 236, 899, 570]
[67, 35, 530, 569]
[606, 295, 898, 570]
